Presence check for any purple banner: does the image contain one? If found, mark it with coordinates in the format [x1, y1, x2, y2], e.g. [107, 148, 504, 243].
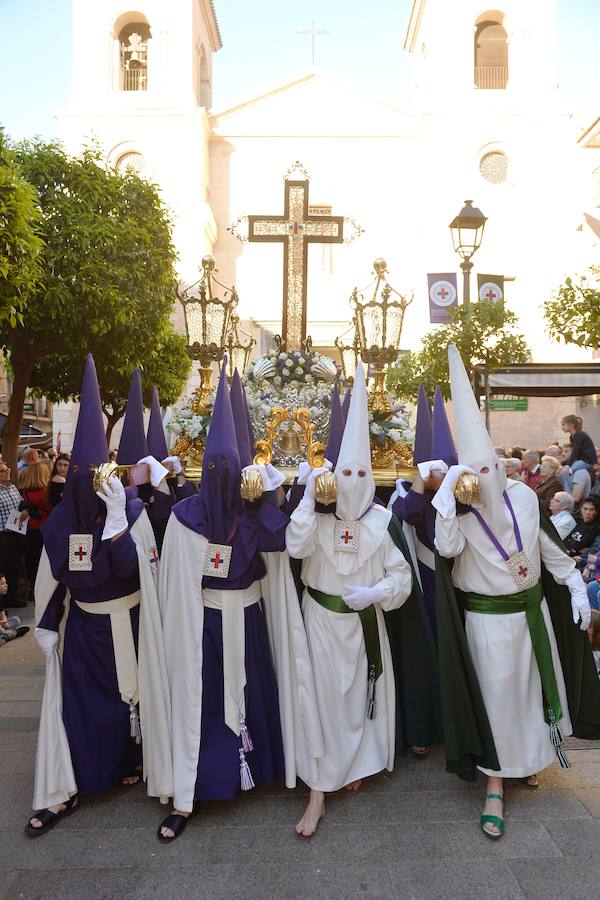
[428, 273, 458, 323]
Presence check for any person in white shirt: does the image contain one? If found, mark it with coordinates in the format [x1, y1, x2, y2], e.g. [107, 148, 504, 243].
[549, 492, 577, 540]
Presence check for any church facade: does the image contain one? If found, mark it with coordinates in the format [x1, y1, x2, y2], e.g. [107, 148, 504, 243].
[54, 0, 600, 449]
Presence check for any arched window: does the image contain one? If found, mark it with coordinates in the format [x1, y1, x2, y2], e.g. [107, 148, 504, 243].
[474, 14, 508, 89]
[118, 18, 151, 91]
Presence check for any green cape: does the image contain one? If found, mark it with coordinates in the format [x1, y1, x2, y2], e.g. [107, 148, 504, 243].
[436, 507, 600, 782]
[384, 516, 443, 754]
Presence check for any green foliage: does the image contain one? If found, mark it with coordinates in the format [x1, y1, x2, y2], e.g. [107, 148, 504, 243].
[544, 268, 600, 350]
[0, 128, 42, 325]
[387, 301, 530, 401]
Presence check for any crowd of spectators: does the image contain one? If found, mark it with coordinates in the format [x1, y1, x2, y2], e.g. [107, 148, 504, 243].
[0, 447, 70, 646]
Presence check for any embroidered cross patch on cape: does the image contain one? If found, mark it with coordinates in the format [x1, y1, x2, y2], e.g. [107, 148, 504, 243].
[203, 543, 232, 578]
[69, 534, 93, 572]
[334, 520, 360, 553]
[148, 545, 159, 573]
[506, 550, 538, 590]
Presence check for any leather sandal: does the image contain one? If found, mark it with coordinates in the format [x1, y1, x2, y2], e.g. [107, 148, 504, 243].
[480, 792, 505, 839]
[410, 746, 430, 759]
[121, 765, 143, 786]
[518, 775, 539, 789]
[25, 794, 79, 837]
[157, 803, 199, 843]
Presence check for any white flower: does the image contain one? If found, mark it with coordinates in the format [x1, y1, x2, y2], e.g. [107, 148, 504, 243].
[298, 356, 305, 365]
[273, 375, 282, 386]
[388, 428, 401, 443]
[282, 367, 290, 376]
[295, 365, 303, 375]
[305, 374, 313, 383]
[370, 423, 383, 436]
[286, 358, 294, 367]
[279, 352, 287, 360]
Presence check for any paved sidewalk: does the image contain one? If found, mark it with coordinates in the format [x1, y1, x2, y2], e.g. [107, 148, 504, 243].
[2, 608, 600, 900]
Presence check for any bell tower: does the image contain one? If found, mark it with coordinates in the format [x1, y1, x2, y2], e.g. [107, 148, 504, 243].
[404, 0, 557, 100]
[57, 0, 222, 283]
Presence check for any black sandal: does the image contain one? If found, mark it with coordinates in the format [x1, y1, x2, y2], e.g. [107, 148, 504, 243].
[157, 803, 199, 844]
[25, 794, 79, 837]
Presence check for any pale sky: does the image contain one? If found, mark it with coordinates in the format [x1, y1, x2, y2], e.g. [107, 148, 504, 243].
[0, 0, 599, 140]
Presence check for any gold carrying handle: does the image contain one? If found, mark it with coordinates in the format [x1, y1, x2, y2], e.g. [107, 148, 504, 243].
[93, 462, 130, 493]
[453, 472, 481, 505]
[253, 406, 288, 466]
[292, 408, 337, 505]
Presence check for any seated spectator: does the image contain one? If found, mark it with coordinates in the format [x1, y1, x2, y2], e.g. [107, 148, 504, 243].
[503, 458, 522, 481]
[47, 453, 69, 508]
[0, 574, 29, 643]
[18, 461, 52, 603]
[545, 445, 562, 460]
[549, 491, 577, 539]
[521, 449, 542, 490]
[535, 455, 564, 512]
[561, 415, 598, 470]
[558, 444, 592, 504]
[564, 497, 600, 568]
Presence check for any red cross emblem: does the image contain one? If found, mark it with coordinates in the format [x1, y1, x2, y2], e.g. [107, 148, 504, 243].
[436, 287, 449, 301]
[211, 552, 224, 570]
[149, 547, 159, 566]
[518, 563, 528, 578]
[74, 546, 87, 562]
[485, 288, 497, 301]
[342, 530, 353, 544]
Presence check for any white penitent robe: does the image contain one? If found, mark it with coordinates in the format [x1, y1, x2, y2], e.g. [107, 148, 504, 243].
[435, 479, 578, 778]
[286, 502, 413, 792]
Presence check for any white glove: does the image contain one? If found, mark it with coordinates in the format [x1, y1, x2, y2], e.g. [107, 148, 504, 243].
[97, 476, 128, 540]
[301, 466, 330, 507]
[162, 455, 182, 476]
[570, 587, 592, 631]
[342, 582, 389, 611]
[241, 463, 286, 492]
[137, 455, 170, 488]
[417, 459, 449, 480]
[431, 464, 476, 518]
[298, 459, 331, 486]
[35, 627, 59, 659]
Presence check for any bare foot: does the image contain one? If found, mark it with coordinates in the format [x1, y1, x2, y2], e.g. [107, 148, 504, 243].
[295, 789, 325, 837]
[122, 765, 143, 785]
[344, 779, 362, 791]
[523, 774, 539, 787]
[160, 809, 190, 839]
[29, 797, 79, 830]
[410, 745, 429, 757]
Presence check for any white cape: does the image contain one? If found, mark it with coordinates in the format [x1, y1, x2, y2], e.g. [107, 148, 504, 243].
[32, 509, 173, 810]
[158, 514, 324, 813]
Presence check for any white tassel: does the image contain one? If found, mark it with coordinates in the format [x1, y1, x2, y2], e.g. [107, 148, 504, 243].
[239, 748, 255, 791]
[240, 714, 253, 752]
[129, 701, 142, 745]
[548, 708, 572, 769]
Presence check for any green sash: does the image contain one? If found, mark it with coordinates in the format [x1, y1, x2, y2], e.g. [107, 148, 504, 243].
[307, 586, 382, 718]
[464, 581, 562, 725]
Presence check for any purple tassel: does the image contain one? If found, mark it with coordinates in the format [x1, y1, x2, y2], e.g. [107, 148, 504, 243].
[239, 748, 255, 791]
[129, 701, 142, 745]
[240, 714, 253, 752]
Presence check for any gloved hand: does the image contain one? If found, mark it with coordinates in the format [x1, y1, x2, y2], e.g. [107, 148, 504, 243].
[301, 466, 330, 507]
[342, 582, 389, 611]
[97, 476, 128, 540]
[35, 627, 59, 659]
[571, 590, 592, 631]
[162, 455, 182, 476]
[431, 464, 477, 518]
[137, 455, 170, 488]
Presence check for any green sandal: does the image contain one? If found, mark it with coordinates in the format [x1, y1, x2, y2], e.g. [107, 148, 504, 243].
[480, 793, 505, 839]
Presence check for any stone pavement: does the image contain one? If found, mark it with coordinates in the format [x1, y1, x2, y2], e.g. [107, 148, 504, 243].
[3, 607, 600, 900]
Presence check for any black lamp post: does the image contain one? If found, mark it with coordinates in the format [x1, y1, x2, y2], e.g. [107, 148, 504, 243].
[449, 200, 487, 305]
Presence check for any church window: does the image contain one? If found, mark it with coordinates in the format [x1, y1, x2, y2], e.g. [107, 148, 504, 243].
[115, 151, 146, 175]
[474, 15, 508, 89]
[118, 21, 151, 91]
[479, 151, 509, 184]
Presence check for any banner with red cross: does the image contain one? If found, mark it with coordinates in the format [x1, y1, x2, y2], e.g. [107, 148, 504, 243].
[202, 543, 232, 579]
[68, 534, 93, 572]
[427, 273, 458, 323]
[333, 520, 360, 554]
[477, 274, 504, 304]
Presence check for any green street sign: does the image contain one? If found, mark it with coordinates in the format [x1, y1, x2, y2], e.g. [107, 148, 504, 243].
[489, 398, 528, 412]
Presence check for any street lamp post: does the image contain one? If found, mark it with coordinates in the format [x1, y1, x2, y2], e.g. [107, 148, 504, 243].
[449, 200, 487, 306]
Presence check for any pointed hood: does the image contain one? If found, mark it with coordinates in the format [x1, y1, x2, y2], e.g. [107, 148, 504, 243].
[341, 387, 351, 423]
[117, 369, 148, 465]
[325, 383, 345, 467]
[242, 383, 255, 461]
[230, 369, 252, 468]
[448, 344, 506, 508]
[70, 354, 109, 470]
[146, 386, 169, 461]
[431, 385, 457, 467]
[334, 362, 374, 520]
[413, 383, 432, 466]
[177, 359, 242, 544]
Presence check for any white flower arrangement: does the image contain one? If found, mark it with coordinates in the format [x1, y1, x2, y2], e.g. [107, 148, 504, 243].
[167, 394, 215, 441]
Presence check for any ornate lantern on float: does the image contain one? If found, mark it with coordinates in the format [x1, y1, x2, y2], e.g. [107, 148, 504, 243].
[334, 319, 361, 385]
[225, 314, 256, 381]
